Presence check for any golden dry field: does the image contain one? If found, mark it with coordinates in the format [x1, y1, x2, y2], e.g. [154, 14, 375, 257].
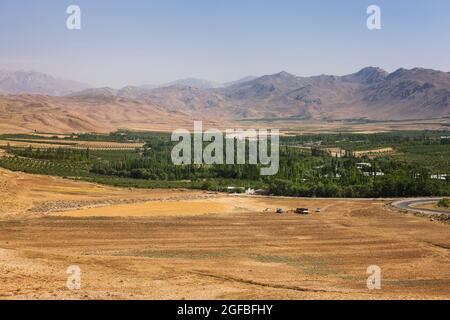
[352, 148, 395, 158]
[0, 139, 144, 150]
[236, 118, 450, 135]
[0, 168, 449, 300]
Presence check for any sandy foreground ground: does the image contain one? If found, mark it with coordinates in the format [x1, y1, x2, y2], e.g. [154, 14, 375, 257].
[0, 168, 449, 300]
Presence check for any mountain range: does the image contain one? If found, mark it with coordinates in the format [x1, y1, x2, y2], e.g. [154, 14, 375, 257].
[0, 70, 91, 96]
[0, 67, 449, 132]
[142, 76, 258, 90]
[67, 67, 450, 121]
[0, 70, 258, 95]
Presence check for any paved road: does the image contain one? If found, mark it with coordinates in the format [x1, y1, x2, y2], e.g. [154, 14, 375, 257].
[391, 198, 449, 215]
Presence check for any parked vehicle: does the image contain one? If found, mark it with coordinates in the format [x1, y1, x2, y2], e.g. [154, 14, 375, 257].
[295, 208, 309, 214]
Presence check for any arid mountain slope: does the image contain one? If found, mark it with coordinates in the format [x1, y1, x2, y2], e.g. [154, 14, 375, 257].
[0, 94, 191, 133]
[233, 67, 450, 120]
[69, 67, 450, 121]
[0, 70, 91, 96]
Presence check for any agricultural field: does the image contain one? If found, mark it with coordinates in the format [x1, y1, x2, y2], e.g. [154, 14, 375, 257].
[352, 148, 395, 158]
[0, 137, 144, 150]
[0, 156, 90, 177]
[237, 117, 450, 135]
[0, 130, 449, 197]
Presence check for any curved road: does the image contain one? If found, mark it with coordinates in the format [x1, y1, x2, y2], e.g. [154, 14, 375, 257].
[392, 198, 449, 215]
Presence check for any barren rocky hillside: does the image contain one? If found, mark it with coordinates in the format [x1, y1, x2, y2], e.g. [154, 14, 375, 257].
[72, 67, 450, 121]
[1, 67, 449, 133]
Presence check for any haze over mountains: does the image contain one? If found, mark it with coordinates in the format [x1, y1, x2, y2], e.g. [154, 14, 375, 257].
[0, 70, 258, 94]
[0, 70, 91, 96]
[0, 67, 449, 132]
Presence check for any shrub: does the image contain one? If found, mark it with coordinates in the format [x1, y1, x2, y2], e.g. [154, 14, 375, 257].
[438, 198, 450, 208]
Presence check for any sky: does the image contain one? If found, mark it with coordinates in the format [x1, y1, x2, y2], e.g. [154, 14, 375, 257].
[0, 0, 449, 87]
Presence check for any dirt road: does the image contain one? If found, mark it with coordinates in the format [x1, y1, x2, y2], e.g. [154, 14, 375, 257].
[392, 198, 449, 215]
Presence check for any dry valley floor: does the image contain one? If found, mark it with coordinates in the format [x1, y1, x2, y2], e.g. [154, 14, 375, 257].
[0, 169, 449, 299]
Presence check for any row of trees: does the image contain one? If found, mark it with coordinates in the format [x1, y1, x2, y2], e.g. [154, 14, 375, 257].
[88, 143, 450, 197]
[268, 175, 449, 198]
[6, 146, 90, 161]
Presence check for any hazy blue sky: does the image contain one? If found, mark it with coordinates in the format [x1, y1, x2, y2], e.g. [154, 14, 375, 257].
[1, 0, 449, 87]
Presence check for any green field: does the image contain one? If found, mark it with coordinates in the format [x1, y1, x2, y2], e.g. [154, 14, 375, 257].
[0, 130, 449, 197]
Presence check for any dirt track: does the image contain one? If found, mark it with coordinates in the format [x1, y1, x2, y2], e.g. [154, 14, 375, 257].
[0, 169, 449, 300]
[392, 198, 449, 216]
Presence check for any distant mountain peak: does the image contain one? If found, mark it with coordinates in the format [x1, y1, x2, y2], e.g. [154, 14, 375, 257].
[159, 78, 222, 89]
[274, 71, 296, 78]
[68, 87, 118, 100]
[223, 76, 258, 87]
[389, 67, 408, 76]
[357, 66, 386, 73]
[0, 69, 91, 96]
[343, 66, 388, 84]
